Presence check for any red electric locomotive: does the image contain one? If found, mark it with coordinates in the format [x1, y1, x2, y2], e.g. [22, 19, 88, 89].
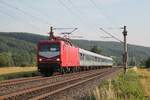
[37, 27, 113, 76]
[37, 27, 80, 76]
[37, 39, 80, 75]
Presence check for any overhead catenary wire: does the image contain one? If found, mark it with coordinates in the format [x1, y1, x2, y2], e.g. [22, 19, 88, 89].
[53, 28, 77, 29]
[53, 27, 78, 35]
[57, 0, 84, 24]
[57, 0, 80, 19]
[0, 0, 122, 43]
[0, 0, 50, 25]
[89, 0, 108, 23]
[89, 0, 101, 12]
[67, 0, 84, 15]
[0, 8, 40, 31]
[61, 0, 105, 40]
[0, 9, 18, 21]
[89, 0, 119, 27]
[15, 0, 64, 25]
[66, 0, 90, 27]
[17, 0, 50, 19]
[57, 0, 96, 30]
[67, 0, 98, 28]
[99, 28, 123, 43]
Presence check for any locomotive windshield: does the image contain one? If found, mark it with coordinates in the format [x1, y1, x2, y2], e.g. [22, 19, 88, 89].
[39, 44, 59, 52]
[39, 43, 60, 58]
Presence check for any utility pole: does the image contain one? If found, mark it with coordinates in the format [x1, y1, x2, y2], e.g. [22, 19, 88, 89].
[99, 26, 128, 74]
[122, 26, 128, 74]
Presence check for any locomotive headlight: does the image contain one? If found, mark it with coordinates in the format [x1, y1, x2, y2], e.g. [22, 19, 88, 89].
[56, 58, 60, 61]
[39, 58, 42, 61]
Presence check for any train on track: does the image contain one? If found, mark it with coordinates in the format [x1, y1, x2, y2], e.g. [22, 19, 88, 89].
[37, 27, 113, 76]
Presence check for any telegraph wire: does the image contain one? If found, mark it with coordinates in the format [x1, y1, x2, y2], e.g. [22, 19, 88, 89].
[0, 0, 50, 25]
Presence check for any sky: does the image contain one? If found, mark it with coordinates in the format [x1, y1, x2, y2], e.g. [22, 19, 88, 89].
[0, 0, 150, 47]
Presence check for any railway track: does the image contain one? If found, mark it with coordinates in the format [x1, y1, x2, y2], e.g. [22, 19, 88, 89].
[0, 68, 121, 100]
[29, 68, 119, 100]
[0, 72, 89, 95]
[0, 76, 41, 86]
[0, 69, 108, 95]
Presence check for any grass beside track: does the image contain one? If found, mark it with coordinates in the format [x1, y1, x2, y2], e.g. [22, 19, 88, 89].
[0, 67, 37, 75]
[0, 67, 39, 81]
[133, 67, 150, 98]
[0, 71, 39, 81]
[83, 69, 146, 100]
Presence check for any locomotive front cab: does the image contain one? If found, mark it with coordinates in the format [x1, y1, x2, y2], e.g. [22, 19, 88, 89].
[37, 41, 61, 76]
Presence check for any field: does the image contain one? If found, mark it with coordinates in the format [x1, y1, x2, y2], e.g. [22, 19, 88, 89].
[0, 67, 37, 75]
[133, 67, 150, 97]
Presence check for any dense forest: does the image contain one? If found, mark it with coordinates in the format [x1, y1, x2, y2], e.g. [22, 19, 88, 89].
[0, 32, 150, 67]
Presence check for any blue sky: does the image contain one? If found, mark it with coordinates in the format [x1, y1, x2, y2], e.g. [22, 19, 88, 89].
[0, 0, 150, 47]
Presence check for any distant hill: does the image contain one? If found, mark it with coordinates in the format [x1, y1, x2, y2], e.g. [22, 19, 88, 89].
[0, 32, 150, 67]
[71, 39, 150, 65]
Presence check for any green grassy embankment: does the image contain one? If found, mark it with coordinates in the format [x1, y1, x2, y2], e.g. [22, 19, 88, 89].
[83, 70, 146, 100]
[133, 67, 150, 99]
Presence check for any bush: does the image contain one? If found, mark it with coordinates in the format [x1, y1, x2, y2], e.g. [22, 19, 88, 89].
[0, 52, 36, 67]
[0, 52, 14, 67]
[145, 57, 150, 68]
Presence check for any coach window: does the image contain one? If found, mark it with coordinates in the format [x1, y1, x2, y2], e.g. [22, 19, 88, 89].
[80, 53, 84, 60]
[80, 53, 82, 59]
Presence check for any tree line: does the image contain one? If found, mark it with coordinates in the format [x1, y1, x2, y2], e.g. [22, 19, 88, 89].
[0, 32, 150, 68]
[0, 52, 35, 67]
